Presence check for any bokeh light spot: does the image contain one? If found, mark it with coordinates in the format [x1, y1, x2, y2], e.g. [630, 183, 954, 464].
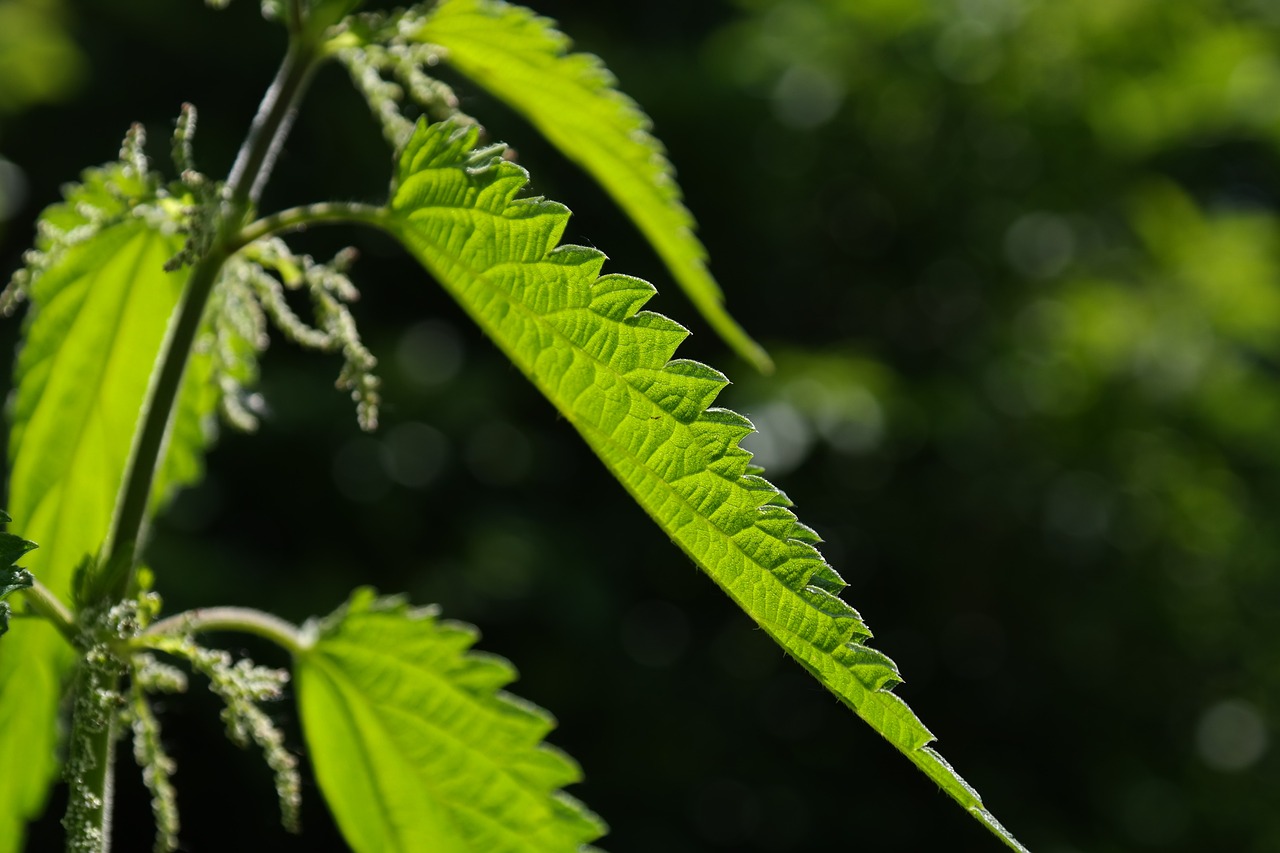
[397, 319, 464, 388]
[1196, 698, 1269, 772]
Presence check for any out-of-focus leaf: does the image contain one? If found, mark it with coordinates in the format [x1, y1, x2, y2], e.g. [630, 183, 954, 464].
[0, 0, 83, 117]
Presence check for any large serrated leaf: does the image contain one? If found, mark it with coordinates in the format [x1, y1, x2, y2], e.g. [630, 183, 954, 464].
[0, 159, 215, 849]
[378, 119, 1026, 851]
[296, 588, 606, 853]
[414, 0, 771, 372]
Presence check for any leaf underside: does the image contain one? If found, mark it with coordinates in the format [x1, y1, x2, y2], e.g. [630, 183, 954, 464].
[415, 0, 772, 372]
[381, 119, 1026, 851]
[0, 158, 215, 850]
[297, 589, 605, 853]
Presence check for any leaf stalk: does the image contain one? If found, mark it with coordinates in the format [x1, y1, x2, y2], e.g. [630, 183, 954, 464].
[233, 201, 387, 249]
[142, 607, 308, 655]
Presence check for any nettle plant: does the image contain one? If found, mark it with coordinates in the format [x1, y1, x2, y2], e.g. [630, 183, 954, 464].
[0, 1, 1028, 851]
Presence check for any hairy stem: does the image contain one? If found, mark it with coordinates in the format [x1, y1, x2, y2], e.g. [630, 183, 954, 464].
[234, 201, 387, 248]
[69, 31, 326, 853]
[143, 607, 308, 655]
[63, 660, 120, 853]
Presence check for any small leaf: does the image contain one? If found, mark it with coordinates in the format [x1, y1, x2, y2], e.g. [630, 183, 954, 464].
[0, 524, 36, 639]
[296, 588, 606, 852]
[414, 0, 770, 371]
[378, 119, 1026, 851]
[0, 533, 36, 580]
[0, 568, 32, 602]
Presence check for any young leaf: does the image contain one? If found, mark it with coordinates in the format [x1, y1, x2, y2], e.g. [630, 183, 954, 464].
[0, 147, 215, 849]
[411, 0, 772, 372]
[296, 588, 605, 852]
[0, 517, 37, 638]
[377, 119, 1026, 850]
[0, 511, 37, 579]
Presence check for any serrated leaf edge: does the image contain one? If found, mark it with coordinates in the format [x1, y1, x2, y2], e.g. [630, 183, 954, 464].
[381, 118, 1026, 851]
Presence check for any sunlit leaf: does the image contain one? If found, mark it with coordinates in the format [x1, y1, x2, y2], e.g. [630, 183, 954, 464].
[414, 0, 771, 371]
[297, 588, 605, 852]
[374, 118, 1026, 850]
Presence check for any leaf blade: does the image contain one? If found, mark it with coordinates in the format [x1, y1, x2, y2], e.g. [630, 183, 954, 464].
[296, 589, 605, 853]
[381, 119, 1026, 851]
[415, 0, 771, 371]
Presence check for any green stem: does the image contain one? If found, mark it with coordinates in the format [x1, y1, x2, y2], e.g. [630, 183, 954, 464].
[226, 39, 321, 211]
[62, 660, 119, 853]
[96, 40, 324, 603]
[19, 578, 77, 646]
[142, 607, 309, 655]
[233, 201, 387, 249]
[69, 31, 326, 853]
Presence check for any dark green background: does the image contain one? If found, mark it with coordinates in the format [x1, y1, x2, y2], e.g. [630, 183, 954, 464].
[1, 0, 1277, 850]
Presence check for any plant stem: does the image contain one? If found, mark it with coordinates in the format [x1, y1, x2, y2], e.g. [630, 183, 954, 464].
[19, 578, 77, 646]
[63, 660, 120, 853]
[233, 201, 387, 248]
[69, 31, 326, 853]
[142, 607, 309, 654]
[227, 39, 320, 210]
[97, 40, 323, 604]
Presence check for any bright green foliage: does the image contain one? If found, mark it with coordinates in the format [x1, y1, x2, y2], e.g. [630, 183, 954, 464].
[296, 588, 605, 853]
[0, 143, 212, 852]
[414, 0, 772, 372]
[379, 118, 1025, 850]
[0, 511, 37, 638]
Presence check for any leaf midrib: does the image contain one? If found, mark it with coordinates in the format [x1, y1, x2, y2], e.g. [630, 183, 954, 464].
[391, 201, 947, 799]
[391, 201, 859, 681]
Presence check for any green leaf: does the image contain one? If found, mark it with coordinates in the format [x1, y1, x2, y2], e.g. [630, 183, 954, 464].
[0, 150, 213, 849]
[0, 565, 33, 601]
[0, 524, 36, 580]
[379, 119, 1026, 851]
[296, 588, 605, 852]
[0, 522, 36, 638]
[414, 0, 771, 372]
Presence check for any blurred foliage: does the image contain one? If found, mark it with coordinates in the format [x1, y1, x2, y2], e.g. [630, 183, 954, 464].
[709, 0, 1280, 850]
[2, 0, 1279, 851]
[0, 0, 81, 116]
[0, 0, 83, 231]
